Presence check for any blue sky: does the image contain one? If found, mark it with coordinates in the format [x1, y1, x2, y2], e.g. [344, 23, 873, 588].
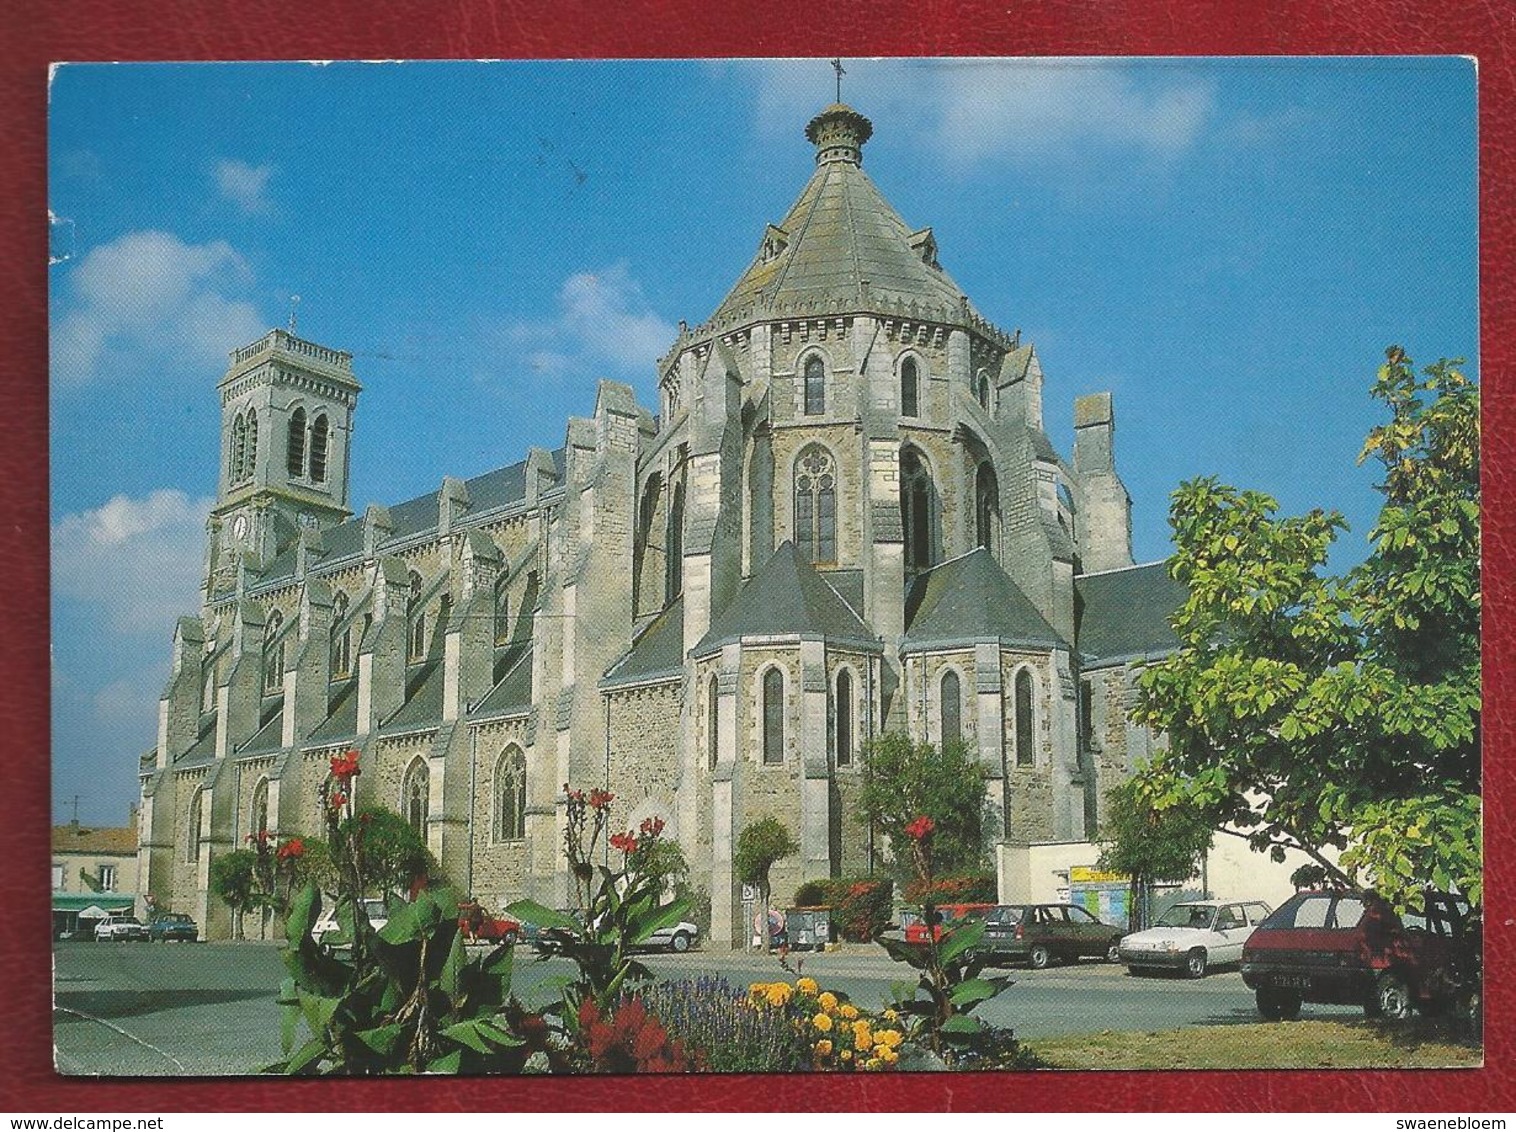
[48, 58, 1477, 827]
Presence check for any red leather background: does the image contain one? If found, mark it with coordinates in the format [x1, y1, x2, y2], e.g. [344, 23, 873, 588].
[1, 0, 1509, 1113]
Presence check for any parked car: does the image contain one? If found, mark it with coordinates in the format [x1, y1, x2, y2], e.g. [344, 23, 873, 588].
[640, 919, 700, 953]
[901, 903, 995, 946]
[457, 901, 520, 944]
[1240, 889, 1476, 1021]
[1119, 899, 1272, 978]
[93, 914, 149, 942]
[312, 897, 390, 949]
[148, 912, 199, 942]
[976, 903, 1126, 969]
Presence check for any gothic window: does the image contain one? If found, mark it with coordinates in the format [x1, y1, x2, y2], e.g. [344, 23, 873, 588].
[803, 355, 825, 416]
[762, 667, 785, 764]
[976, 372, 992, 411]
[245, 409, 259, 479]
[707, 674, 720, 771]
[287, 408, 307, 477]
[794, 445, 837, 564]
[634, 475, 662, 614]
[264, 610, 284, 694]
[201, 664, 216, 712]
[493, 746, 527, 842]
[901, 357, 919, 418]
[187, 788, 204, 862]
[900, 447, 936, 572]
[941, 670, 962, 747]
[975, 462, 1001, 553]
[408, 571, 426, 661]
[309, 414, 330, 484]
[665, 480, 685, 603]
[494, 575, 510, 644]
[1015, 668, 1035, 767]
[331, 590, 351, 677]
[230, 413, 248, 482]
[403, 758, 429, 834]
[251, 778, 269, 840]
[834, 669, 853, 767]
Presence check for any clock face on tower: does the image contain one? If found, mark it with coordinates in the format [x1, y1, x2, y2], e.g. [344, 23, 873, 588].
[231, 514, 250, 541]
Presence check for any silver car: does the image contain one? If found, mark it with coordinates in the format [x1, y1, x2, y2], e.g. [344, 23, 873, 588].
[1119, 899, 1272, 978]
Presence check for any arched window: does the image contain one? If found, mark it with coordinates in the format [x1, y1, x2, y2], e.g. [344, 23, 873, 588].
[330, 590, 351, 677]
[287, 407, 307, 477]
[309, 414, 330, 484]
[803, 355, 825, 416]
[245, 409, 259, 479]
[762, 667, 785, 764]
[665, 480, 685, 603]
[201, 663, 216, 712]
[408, 571, 426, 661]
[900, 447, 935, 572]
[250, 778, 269, 840]
[403, 758, 429, 834]
[941, 670, 962, 747]
[493, 746, 527, 842]
[901, 357, 919, 418]
[264, 610, 284, 694]
[976, 462, 1000, 553]
[494, 575, 510, 644]
[794, 445, 837, 564]
[834, 669, 853, 767]
[231, 414, 248, 482]
[186, 788, 204, 862]
[634, 475, 662, 614]
[976, 372, 992, 411]
[707, 674, 720, 771]
[1015, 668, 1035, 767]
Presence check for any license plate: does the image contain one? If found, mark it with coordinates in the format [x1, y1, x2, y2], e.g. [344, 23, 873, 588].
[1272, 975, 1312, 989]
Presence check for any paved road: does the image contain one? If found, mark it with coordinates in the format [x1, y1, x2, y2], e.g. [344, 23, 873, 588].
[52, 940, 1362, 1075]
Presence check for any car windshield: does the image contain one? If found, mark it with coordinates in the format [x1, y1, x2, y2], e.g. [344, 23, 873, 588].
[1155, 905, 1214, 930]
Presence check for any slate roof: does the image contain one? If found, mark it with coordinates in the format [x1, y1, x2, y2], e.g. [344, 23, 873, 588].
[472, 643, 534, 718]
[382, 660, 445, 734]
[307, 679, 359, 745]
[252, 448, 565, 590]
[903, 548, 1067, 653]
[711, 127, 975, 324]
[602, 597, 685, 689]
[177, 711, 219, 766]
[692, 542, 880, 657]
[1075, 561, 1186, 668]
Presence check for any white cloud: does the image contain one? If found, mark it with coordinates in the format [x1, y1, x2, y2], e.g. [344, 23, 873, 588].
[736, 59, 1216, 170]
[52, 489, 213, 635]
[214, 158, 275, 214]
[487, 262, 676, 386]
[51, 230, 266, 385]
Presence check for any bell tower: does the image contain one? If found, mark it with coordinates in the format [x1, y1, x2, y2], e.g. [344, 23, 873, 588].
[206, 328, 361, 596]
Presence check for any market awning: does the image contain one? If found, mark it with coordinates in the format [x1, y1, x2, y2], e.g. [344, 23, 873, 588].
[52, 893, 134, 915]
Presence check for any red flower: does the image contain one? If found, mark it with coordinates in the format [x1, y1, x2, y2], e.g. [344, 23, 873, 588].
[588, 788, 615, 811]
[639, 816, 665, 840]
[330, 749, 361, 782]
[609, 831, 638, 854]
[276, 837, 305, 860]
[905, 815, 936, 841]
[329, 789, 348, 811]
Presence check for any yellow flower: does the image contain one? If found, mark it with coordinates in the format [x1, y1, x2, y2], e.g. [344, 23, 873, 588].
[765, 984, 792, 1007]
[812, 1012, 833, 1032]
[840, 1048, 853, 1062]
[814, 1039, 833, 1057]
[875, 1028, 903, 1049]
[840, 1004, 859, 1020]
[797, 977, 819, 996]
[866, 1057, 883, 1071]
[818, 991, 838, 1012]
[883, 1009, 900, 1023]
[749, 983, 767, 1001]
[879, 1047, 899, 1065]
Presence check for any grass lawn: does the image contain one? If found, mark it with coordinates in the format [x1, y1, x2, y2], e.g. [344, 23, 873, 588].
[1026, 1018, 1483, 1070]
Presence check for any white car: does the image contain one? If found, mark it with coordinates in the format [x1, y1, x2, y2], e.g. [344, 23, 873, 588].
[640, 919, 700, 953]
[93, 914, 148, 942]
[1118, 899, 1272, 978]
[313, 897, 390, 948]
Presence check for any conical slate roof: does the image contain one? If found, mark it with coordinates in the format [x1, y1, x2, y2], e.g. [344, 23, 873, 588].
[691, 541, 880, 657]
[710, 104, 977, 325]
[903, 548, 1067, 653]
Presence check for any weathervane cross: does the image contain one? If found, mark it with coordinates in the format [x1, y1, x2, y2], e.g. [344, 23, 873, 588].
[831, 58, 846, 102]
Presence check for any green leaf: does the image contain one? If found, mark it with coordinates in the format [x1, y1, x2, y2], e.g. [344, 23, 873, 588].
[627, 897, 691, 946]
[282, 1036, 328, 1075]
[938, 918, 986, 963]
[426, 1049, 463, 1074]
[355, 1023, 403, 1055]
[504, 899, 579, 931]
[285, 884, 321, 947]
[949, 978, 1002, 1008]
[939, 1014, 984, 1034]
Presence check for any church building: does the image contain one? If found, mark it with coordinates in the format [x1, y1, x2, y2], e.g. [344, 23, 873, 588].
[137, 103, 1184, 945]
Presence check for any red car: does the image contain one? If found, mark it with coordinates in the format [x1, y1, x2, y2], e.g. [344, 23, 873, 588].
[458, 901, 520, 944]
[1240, 889, 1475, 1021]
[901, 903, 995, 945]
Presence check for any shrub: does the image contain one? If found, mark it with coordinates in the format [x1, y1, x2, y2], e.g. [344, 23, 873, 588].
[902, 871, 997, 905]
[791, 877, 895, 941]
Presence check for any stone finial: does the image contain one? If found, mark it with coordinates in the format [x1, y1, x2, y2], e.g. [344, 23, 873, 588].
[439, 476, 470, 536]
[805, 103, 873, 166]
[363, 503, 394, 558]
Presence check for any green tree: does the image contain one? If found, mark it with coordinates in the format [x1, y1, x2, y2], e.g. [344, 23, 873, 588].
[1131, 349, 1480, 909]
[1096, 778, 1214, 930]
[334, 807, 437, 896]
[734, 816, 798, 950]
[209, 849, 259, 940]
[856, 732, 986, 878]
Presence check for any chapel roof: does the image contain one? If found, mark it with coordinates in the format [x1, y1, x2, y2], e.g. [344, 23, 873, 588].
[1074, 561, 1187, 668]
[902, 547, 1068, 653]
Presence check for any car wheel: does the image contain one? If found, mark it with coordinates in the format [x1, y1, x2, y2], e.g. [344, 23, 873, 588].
[1367, 972, 1412, 1020]
[670, 931, 692, 953]
[1106, 941, 1122, 963]
[1256, 988, 1303, 1021]
[1186, 948, 1208, 978]
[1029, 944, 1052, 969]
